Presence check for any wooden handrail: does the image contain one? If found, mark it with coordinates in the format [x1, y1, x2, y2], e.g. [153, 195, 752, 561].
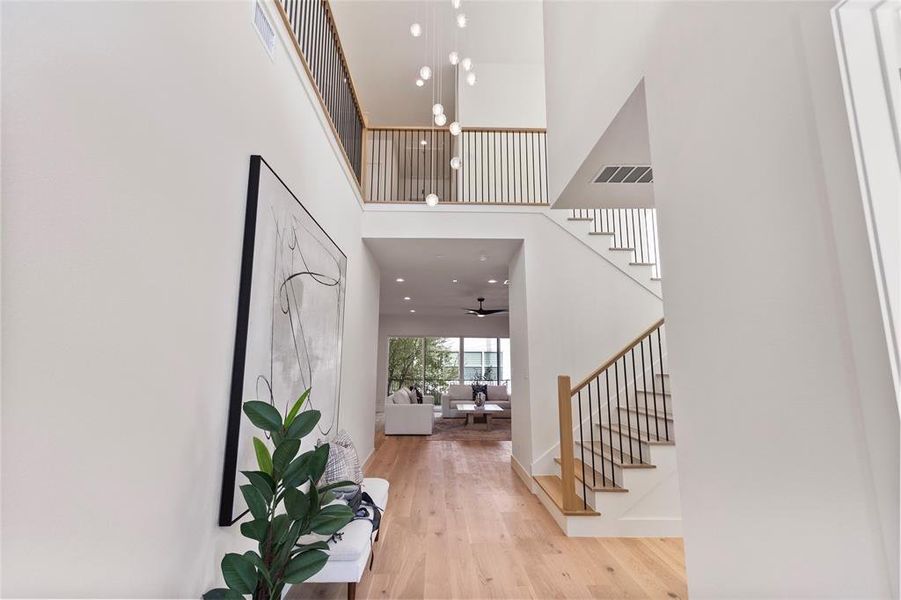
[570, 318, 665, 395]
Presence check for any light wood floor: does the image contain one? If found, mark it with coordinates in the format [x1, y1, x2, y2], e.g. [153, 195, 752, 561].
[289, 438, 688, 599]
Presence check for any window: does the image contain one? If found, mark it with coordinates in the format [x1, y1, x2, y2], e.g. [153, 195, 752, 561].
[388, 336, 511, 402]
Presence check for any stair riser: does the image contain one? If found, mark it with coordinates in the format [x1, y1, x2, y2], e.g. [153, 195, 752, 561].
[624, 392, 672, 414]
[595, 426, 652, 458]
[573, 442, 645, 477]
[613, 408, 673, 436]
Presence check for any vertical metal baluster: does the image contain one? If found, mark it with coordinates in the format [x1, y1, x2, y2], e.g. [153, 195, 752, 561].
[621, 357, 635, 463]
[641, 338, 655, 441]
[587, 382, 597, 487]
[658, 327, 669, 441]
[577, 390, 587, 509]
[605, 370, 615, 487]
[594, 378, 607, 487]
[630, 348, 643, 464]
[613, 361, 625, 463]
[649, 329, 659, 439]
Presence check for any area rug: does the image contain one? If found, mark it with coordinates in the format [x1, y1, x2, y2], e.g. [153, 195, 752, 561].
[428, 416, 511, 441]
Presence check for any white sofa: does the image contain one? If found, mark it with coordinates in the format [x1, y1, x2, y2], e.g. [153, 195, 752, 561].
[384, 387, 434, 435]
[286, 477, 389, 600]
[441, 384, 511, 418]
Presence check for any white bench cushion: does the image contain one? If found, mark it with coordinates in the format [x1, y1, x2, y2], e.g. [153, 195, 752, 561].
[302, 477, 389, 584]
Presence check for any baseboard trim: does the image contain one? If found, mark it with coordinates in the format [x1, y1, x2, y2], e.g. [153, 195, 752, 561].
[511, 454, 535, 492]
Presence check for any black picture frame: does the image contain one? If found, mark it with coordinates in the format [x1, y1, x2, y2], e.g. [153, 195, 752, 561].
[218, 155, 347, 526]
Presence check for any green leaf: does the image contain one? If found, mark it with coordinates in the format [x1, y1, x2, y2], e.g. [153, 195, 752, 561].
[203, 589, 244, 600]
[318, 480, 358, 494]
[240, 485, 269, 520]
[309, 504, 354, 535]
[243, 401, 283, 432]
[221, 553, 257, 594]
[285, 409, 320, 440]
[284, 487, 310, 520]
[272, 438, 301, 474]
[270, 513, 291, 545]
[240, 518, 268, 542]
[285, 389, 311, 428]
[272, 429, 284, 446]
[282, 450, 316, 488]
[252, 437, 272, 475]
[283, 549, 329, 583]
[319, 490, 336, 506]
[241, 471, 275, 503]
[243, 551, 270, 586]
[308, 443, 330, 484]
[292, 541, 329, 555]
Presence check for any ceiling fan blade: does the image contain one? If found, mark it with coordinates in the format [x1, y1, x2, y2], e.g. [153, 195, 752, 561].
[480, 309, 508, 314]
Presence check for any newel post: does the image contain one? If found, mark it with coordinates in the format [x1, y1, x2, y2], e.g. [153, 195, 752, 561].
[557, 375, 579, 511]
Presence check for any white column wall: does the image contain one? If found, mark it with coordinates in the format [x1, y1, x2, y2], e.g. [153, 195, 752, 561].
[1, 1, 380, 596]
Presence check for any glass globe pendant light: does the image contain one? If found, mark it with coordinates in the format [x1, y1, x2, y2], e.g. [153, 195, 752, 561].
[416, 78, 424, 87]
[410, 23, 422, 37]
[466, 72, 477, 86]
[448, 51, 460, 66]
[432, 103, 444, 116]
[452, 0, 461, 8]
[450, 157, 462, 170]
[456, 13, 467, 28]
[461, 57, 472, 72]
[419, 66, 432, 81]
[434, 113, 447, 126]
[449, 121, 462, 136]
[425, 193, 439, 207]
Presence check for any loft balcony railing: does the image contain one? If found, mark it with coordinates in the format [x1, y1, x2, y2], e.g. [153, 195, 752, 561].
[364, 127, 549, 205]
[276, 0, 365, 182]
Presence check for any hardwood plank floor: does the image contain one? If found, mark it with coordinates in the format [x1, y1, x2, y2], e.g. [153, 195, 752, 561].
[288, 438, 687, 599]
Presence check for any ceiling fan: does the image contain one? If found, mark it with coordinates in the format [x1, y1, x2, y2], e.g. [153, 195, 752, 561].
[464, 297, 508, 318]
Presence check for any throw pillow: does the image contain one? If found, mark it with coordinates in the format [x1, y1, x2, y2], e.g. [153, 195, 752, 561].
[411, 386, 424, 404]
[404, 387, 417, 404]
[393, 389, 410, 404]
[317, 429, 363, 486]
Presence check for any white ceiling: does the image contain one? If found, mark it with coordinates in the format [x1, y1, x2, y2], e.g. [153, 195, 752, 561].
[364, 238, 520, 317]
[330, 0, 545, 126]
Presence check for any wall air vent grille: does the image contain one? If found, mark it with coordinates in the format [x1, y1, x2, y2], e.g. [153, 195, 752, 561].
[593, 165, 653, 184]
[253, 1, 276, 59]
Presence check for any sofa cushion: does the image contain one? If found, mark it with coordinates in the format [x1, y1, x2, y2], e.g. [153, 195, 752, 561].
[487, 385, 509, 401]
[392, 389, 409, 404]
[446, 384, 471, 398]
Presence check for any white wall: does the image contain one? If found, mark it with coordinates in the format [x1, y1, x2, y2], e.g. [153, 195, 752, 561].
[458, 62, 547, 128]
[1, 1, 380, 596]
[363, 206, 663, 472]
[544, 1, 899, 597]
[374, 313, 510, 412]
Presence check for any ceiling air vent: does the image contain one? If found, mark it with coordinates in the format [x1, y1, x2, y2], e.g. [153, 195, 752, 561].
[253, 1, 277, 59]
[593, 165, 653, 184]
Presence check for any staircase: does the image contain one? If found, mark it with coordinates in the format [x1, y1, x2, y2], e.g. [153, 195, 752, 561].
[545, 208, 662, 299]
[531, 319, 682, 537]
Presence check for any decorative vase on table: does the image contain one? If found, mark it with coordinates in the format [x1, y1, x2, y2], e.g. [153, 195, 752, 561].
[475, 391, 486, 408]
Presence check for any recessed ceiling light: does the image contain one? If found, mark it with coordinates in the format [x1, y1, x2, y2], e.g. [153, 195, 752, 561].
[479, 255, 487, 262]
[410, 309, 416, 313]
[396, 278, 405, 283]
[488, 279, 498, 284]
[452, 279, 459, 283]
[403, 296, 411, 301]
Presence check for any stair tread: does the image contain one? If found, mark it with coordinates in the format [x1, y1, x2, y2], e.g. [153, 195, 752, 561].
[575, 441, 656, 468]
[533, 475, 600, 515]
[589, 231, 614, 236]
[630, 262, 657, 266]
[599, 422, 675, 445]
[567, 217, 593, 221]
[555, 457, 628, 492]
[636, 388, 672, 397]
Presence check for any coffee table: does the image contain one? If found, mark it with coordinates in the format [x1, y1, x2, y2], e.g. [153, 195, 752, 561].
[456, 403, 503, 430]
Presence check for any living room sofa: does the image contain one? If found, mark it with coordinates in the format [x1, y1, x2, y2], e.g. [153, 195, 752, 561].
[384, 387, 434, 435]
[441, 384, 511, 418]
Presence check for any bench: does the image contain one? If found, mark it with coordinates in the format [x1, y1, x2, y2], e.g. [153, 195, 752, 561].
[285, 477, 389, 600]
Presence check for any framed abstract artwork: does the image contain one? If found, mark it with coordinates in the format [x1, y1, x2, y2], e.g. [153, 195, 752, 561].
[218, 155, 347, 526]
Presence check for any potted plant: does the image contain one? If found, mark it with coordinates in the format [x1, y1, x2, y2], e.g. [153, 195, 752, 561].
[205, 389, 354, 599]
